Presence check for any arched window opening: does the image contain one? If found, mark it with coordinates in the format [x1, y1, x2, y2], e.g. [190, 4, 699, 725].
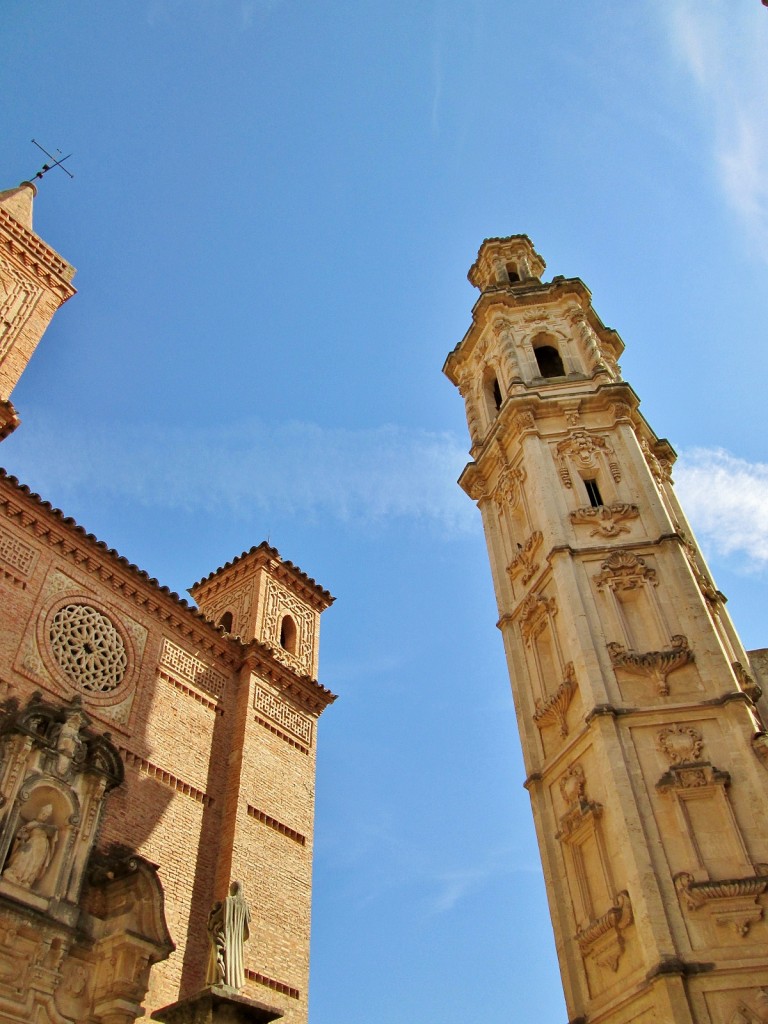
[492, 377, 503, 411]
[280, 615, 297, 655]
[218, 611, 234, 633]
[534, 345, 565, 379]
[506, 263, 520, 283]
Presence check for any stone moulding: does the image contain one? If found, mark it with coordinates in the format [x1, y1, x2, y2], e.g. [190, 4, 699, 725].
[674, 870, 768, 938]
[569, 502, 639, 538]
[576, 891, 633, 971]
[533, 663, 576, 737]
[607, 634, 693, 696]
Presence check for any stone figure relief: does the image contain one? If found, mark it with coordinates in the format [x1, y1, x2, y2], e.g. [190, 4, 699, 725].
[3, 803, 57, 888]
[206, 880, 251, 992]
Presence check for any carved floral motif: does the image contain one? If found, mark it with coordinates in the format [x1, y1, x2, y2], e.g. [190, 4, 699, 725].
[658, 724, 703, 765]
[519, 593, 556, 642]
[533, 663, 576, 737]
[607, 635, 693, 696]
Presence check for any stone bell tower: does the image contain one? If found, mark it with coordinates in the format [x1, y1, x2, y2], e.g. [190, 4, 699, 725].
[443, 236, 768, 1024]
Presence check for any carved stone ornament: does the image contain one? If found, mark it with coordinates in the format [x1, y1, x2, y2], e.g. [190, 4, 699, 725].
[460, 462, 489, 503]
[519, 592, 556, 643]
[733, 661, 762, 703]
[607, 635, 693, 697]
[576, 891, 633, 972]
[206, 880, 251, 992]
[570, 503, 639, 538]
[49, 603, 128, 694]
[508, 530, 543, 586]
[557, 763, 604, 840]
[494, 465, 524, 511]
[595, 550, 656, 591]
[674, 869, 768, 938]
[730, 990, 768, 1024]
[640, 437, 672, 485]
[556, 430, 621, 488]
[510, 409, 536, 438]
[658, 724, 703, 765]
[656, 760, 730, 794]
[533, 663, 576, 737]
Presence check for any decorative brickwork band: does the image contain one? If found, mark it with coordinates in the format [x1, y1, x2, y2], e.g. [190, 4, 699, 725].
[247, 805, 306, 846]
[254, 714, 310, 755]
[245, 969, 300, 1000]
[159, 638, 226, 698]
[119, 747, 212, 805]
[254, 685, 313, 746]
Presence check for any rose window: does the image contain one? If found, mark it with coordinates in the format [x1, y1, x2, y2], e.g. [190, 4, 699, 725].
[49, 604, 127, 693]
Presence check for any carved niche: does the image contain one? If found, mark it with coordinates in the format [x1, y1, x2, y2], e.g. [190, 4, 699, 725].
[555, 763, 633, 973]
[555, 430, 621, 489]
[654, 724, 768, 939]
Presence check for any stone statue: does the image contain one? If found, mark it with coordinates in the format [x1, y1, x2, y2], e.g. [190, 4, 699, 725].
[3, 804, 57, 887]
[206, 880, 251, 991]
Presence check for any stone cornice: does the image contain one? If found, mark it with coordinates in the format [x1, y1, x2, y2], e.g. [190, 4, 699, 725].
[0, 207, 76, 301]
[0, 468, 241, 669]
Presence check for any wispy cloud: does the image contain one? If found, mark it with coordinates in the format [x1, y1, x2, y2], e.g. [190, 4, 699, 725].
[675, 447, 768, 571]
[3, 418, 475, 536]
[661, 0, 768, 256]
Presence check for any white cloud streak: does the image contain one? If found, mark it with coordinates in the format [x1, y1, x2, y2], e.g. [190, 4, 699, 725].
[675, 447, 768, 571]
[661, 0, 768, 257]
[3, 418, 476, 536]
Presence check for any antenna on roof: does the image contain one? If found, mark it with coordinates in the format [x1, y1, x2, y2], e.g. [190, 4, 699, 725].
[30, 139, 74, 182]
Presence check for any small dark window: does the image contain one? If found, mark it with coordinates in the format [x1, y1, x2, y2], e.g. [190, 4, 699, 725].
[506, 263, 520, 283]
[534, 345, 565, 378]
[584, 479, 603, 508]
[280, 615, 297, 654]
[492, 377, 503, 410]
[219, 611, 234, 632]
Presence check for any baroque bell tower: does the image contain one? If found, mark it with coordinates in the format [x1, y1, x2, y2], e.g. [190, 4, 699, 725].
[444, 236, 768, 1024]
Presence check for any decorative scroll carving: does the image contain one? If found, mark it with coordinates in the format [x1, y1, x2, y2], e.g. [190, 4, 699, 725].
[559, 400, 581, 427]
[508, 530, 542, 585]
[674, 870, 768, 937]
[519, 593, 556, 642]
[557, 762, 603, 839]
[570, 503, 639, 538]
[556, 430, 620, 488]
[607, 635, 693, 696]
[533, 663, 576, 736]
[656, 760, 730, 793]
[576, 891, 633, 971]
[640, 437, 672, 484]
[494, 465, 524, 511]
[159, 638, 226, 698]
[657, 724, 703, 765]
[595, 551, 656, 591]
[254, 686, 313, 746]
[510, 410, 536, 437]
[733, 661, 762, 703]
[569, 310, 609, 376]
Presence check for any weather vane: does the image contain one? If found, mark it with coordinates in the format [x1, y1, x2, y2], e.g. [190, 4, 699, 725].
[29, 139, 74, 183]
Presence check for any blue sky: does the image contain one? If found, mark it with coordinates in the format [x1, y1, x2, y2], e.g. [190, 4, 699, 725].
[3, 2, 768, 1021]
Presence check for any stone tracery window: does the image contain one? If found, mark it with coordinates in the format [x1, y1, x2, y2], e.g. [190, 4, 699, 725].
[49, 604, 127, 693]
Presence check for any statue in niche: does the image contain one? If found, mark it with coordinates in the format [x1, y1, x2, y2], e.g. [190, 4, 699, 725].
[206, 880, 251, 991]
[53, 704, 87, 775]
[3, 804, 57, 887]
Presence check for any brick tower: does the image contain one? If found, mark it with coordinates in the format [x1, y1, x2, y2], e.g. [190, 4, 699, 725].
[443, 236, 768, 1024]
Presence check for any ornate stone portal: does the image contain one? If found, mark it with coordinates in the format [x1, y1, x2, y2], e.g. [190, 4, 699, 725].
[0, 693, 174, 1023]
[444, 236, 768, 1024]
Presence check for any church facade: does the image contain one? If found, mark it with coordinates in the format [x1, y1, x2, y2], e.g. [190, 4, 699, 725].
[0, 182, 335, 1024]
[444, 236, 768, 1024]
